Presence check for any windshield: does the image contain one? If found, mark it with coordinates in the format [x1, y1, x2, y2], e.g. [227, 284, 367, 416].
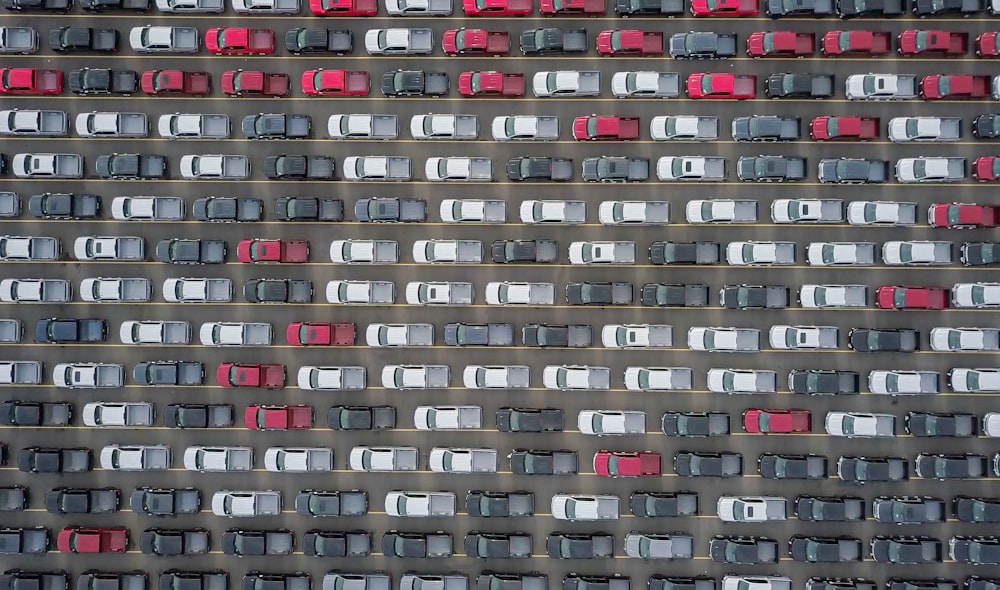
[469, 72, 481, 93]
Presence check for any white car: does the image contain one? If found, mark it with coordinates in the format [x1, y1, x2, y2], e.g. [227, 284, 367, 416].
[984, 411, 1000, 436]
[597, 201, 669, 225]
[882, 241, 953, 265]
[231, 0, 300, 13]
[404, 281, 472, 305]
[156, 0, 225, 12]
[100, 444, 171, 471]
[0, 278, 70, 303]
[118, 320, 191, 345]
[543, 366, 611, 390]
[722, 577, 791, 590]
[706, 369, 777, 394]
[824, 412, 896, 438]
[199, 322, 272, 346]
[410, 114, 478, 140]
[846, 200, 918, 226]
[688, 327, 760, 352]
[365, 323, 433, 347]
[768, 325, 839, 350]
[440, 199, 506, 223]
[413, 406, 482, 430]
[490, 115, 559, 141]
[806, 242, 877, 266]
[129, 26, 199, 53]
[532, 71, 601, 97]
[483, 282, 555, 306]
[386, 0, 453, 15]
[110, 196, 185, 221]
[952, 283, 1000, 308]
[428, 447, 497, 474]
[82, 402, 155, 427]
[211, 490, 282, 517]
[462, 365, 530, 389]
[380, 365, 450, 389]
[519, 200, 586, 224]
[551, 494, 619, 521]
[263, 447, 334, 473]
[328, 240, 399, 264]
[296, 366, 367, 391]
[601, 324, 673, 348]
[649, 115, 719, 140]
[326, 280, 395, 304]
[0, 236, 59, 261]
[869, 370, 940, 395]
[726, 241, 796, 265]
[624, 367, 693, 391]
[568, 241, 636, 265]
[770, 199, 844, 223]
[74, 112, 148, 138]
[888, 117, 960, 142]
[798, 285, 869, 309]
[79, 278, 151, 303]
[162, 278, 233, 303]
[578, 410, 646, 435]
[951, 369, 1000, 393]
[685, 199, 757, 223]
[412, 239, 483, 264]
[349, 446, 419, 472]
[930, 328, 1000, 351]
[183, 446, 253, 472]
[611, 71, 680, 98]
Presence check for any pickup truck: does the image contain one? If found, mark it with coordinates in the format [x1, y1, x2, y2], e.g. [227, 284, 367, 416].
[111, 196, 183, 221]
[0, 361, 42, 384]
[443, 28, 508, 55]
[0, 27, 38, 54]
[687, 73, 755, 99]
[430, 448, 497, 473]
[133, 361, 204, 386]
[810, 116, 878, 140]
[426, 157, 493, 181]
[343, 156, 412, 181]
[180, 154, 249, 180]
[458, 71, 525, 97]
[542, 0, 603, 12]
[328, 114, 398, 139]
[385, 491, 456, 517]
[12, 153, 81, 178]
[155, 239, 226, 264]
[285, 28, 352, 54]
[444, 323, 512, 345]
[732, 116, 799, 141]
[0, 193, 17, 217]
[411, 114, 479, 140]
[748, 31, 813, 57]
[0, 68, 61, 95]
[597, 30, 663, 55]
[583, 156, 649, 182]
[204, 27, 273, 54]
[201, 322, 272, 346]
[533, 70, 601, 97]
[766, 73, 833, 98]
[492, 240, 560, 264]
[29, 192, 99, 219]
[296, 489, 368, 516]
[158, 114, 229, 140]
[823, 30, 890, 55]
[49, 27, 117, 52]
[573, 115, 639, 140]
[289, 322, 354, 346]
[326, 280, 395, 304]
[75, 111, 147, 138]
[364, 28, 433, 55]
[80, 278, 151, 302]
[232, 0, 300, 12]
[36, 318, 105, 344]
[904, 30, 967, 55]
[53, 363, 124, 388]
[0, 109, 65, 135]
[217, 363, 285, 388]
[895, 157, 966, 183]
[194, 197, 262, 222]
[1, 401, 70, 424]
[484, 282, 555, 305]
[120, 320, 191, 344]
[96, 153, 166, 179]
[670, 31, 737, 58]
[771, 199, 843, 223]
[0, 236, 59, 261]
[0, 528, 49, 554]
[440, 199, 505, 223]
[510, 449, 578, 474]
[355, 198, 426, 222]
[82, 0, 148, 8]
[302, 69, 369, 96]
[382, 365, 450, 389]
[657, 156, 726, 181]
[2, 0, 71, 9]
[0, 320, 21, 343]
[617, 0, 684, 13]
[128, 26, 199, 53]
[380, 70, 448, 97]
[493, 115, 557, 141]
[921, 74, 989, 99]
[244, 279, 313, 303]
[74, 236, 144, 261]
[263, 155, 334, 180]
[846, 74, 917, 100]
[521, 28, 587, 54]
[238, 239, 308, 263]
[687, 199, 757, 223]
[163, 278, 233, 303]
[507, 157, 573, 181]
[569, 241, 636, 264]
[330, 239, 398, 263]
[717, 496, 787, 522]
[275, 197, 343, 221]
[242, 114, 310, 140]
[406, 282, 474, 305]
[140, 70, 209, 96]
[222, 70, 288, 97]
[383, 532, 452, 558]
[929, 203, 999, 228]
[566, 282, 633, 305]
[738, 156, 806, 182]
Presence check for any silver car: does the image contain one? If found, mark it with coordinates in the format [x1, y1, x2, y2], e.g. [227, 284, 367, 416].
[543, 365, 611, 390]
[463, 365, 530, 389]
[551, 494, 619, 521]
[869, 370, 940, 395]
[601, 324, 672, 348]
[706, 369, 777, 394]
[806, 242, 877, 266]
[930, 328, 1000, 351]
[598, 201, 670, 225]
[413, 406, 482, 430]
[825, 412, 896, 438]
[183, 446, 253, 472]
[726, 241, 796, 265]
[952, 283, 1000, 308]
[846, 201, 918, 226]
[882, 241, 953, 265]
[624, 367, 693, 391]
[798, 285, 868, 309]
[82, 402, 154, 427]
[688, 327, 760, 352]
[577, 410, 646, 435]
[624, 532, 694, 559]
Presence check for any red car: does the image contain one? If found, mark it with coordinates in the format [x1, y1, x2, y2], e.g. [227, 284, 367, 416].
[140, 70, 210, 96]
[0, 68, 61, 95]
[876, 285, 948, 310]
[541, 0, 605, 13]
[309, 0, 376, 14]
[597, 30, 664, 56]
[742, 409, 811, 434]
[974, 156, 1000, 181]
[821, 30, 891, 56]
[237, 239, 309, 263]
[928, 203, 1000, 228]
[690, 0, 757, 16]
[301, 69, 369, 96]
[572, 116, 640, 141]
[977, 32, 1000, 56]
[593, 450, 661, 477]
[442, 28, 510, 55]
[205, 28, 274, 55]
[57, 527, 128, 553]
[462, 0, 532, 15]
[901, 30, 967, 56]
[747, 32, 814, 58]
[458, 71, 525, 97]
[287, 322, 356, 346]
[809, 116, 879, 141]
[920, 74, 989, 100]
[245, 404, 313, 431]
[686, 73, 756, 99]
[216, 362, 285, 388]
[221, 70, 289, 97]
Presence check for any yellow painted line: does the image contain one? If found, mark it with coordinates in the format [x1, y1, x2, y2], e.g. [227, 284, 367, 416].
[11, 177, 1000, 186]
[0, 220, 958, 229]
[18, 95, 1000, 104]
[8, 261, 999, 270]
[20, 11, 1000, 19]
[7, 53, 998, 62]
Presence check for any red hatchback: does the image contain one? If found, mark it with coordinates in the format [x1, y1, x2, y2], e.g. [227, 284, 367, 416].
[593, 451, 661, 477]
[57, 527, 128, 553]
[743, 409, 811, 433]
[876, 285, 948, 310]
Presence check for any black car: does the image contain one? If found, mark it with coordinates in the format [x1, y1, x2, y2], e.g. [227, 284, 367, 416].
[509, 449, 578, 475]
[0, 487, 28, 512]
[848, 328, 919, 352]
[649, 241, 720, 264]
[546, 533, 614, 559]
[443, 323, 513, 346]
[48, 27, 118, 52]
[669, 32, 738, 58]
[973, 115, 1000, 138]
[17, 447, 91, 473]
[464, 532, 532, 558]
[96, 153, 167, 180]
[79, 572, 148, 590]
[0, 401, 72, 426]
[68, 68, 137, 95]
[837, 456, 909, 483]
[873, 496, 946, 523]
[380, 531, 452, 558]
[0, 570, 68, 590]
[274, 197, 342, 221]
[565, 281, 633, 305]
[163, 404, 232, 428]
[649, 578, 717, 590]
[956, 540, 1000, 566]
[328, 405, 396, 430]
[34, 318, 106, 343]
[765, 73, 835, 98]
[44, 487, 119, 514]
[154, 238, 226, 265]
[709, 535, 778, 564]
[641, 283, 709, 307]
[795, 495, 865, 521]
[139, 528, 209, 556]
[302, 530, 371, 557]
[496, 407, 563, 432]
[294, 490, 368, 517]
[506, 157, 573, 182]
[818, 158, 890, 184]
[242, 573, 309, 590]
[887, 580, 956, 590]
[758, 453, 827, 480]
[0, 528, 49, 555]
[913, 0, 983, 15]
[379, 70, 449, 97]
[737, 156, 807, 182]
[466, 491, 535, 518]
[564, 575, 629, 590]
[194, 196, 264, 222]
[954, 496, 1000, 523]
[808, 580, 876, 590]
[732, 116, 800, 141]
[720, 285, 789, 309]
[915, 453, 988, 480]
[767, 0, 834, 15]
[478, 573, 548, 590]
[629, 491, 699, 517]
[129, 487, 201, 516]
[661, 412, 730, 436]
[159, 571, 228, 590]
[789, 370, 860, 394]
[222, 530, 294, 556]
[27, 193, 101, 219]
[905, 412, 976, 437]
[522, 324, 592, 347]
[674, 451, 742, 477]
[837, 0, 905, 16]
[491, 239, 559, 263]
[870, 536, 942, 564]
[789, 536, 863, 562]
[961, 242, 1000, 266]
[283, 28, 352, 54]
